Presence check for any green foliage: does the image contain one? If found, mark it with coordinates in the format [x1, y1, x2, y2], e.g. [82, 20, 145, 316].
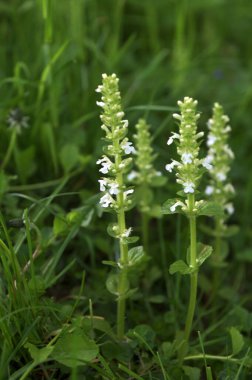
[0, 1, 252, 379]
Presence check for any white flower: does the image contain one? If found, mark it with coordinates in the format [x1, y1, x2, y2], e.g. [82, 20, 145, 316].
[121, 227, 132, 238]
[224, 183, 235, 194]
[207, 134, 217, 147]
[100, 193, 114, 208]
[165, 160, 180, 173]
[207, 118, 214, 128]
[205, 185, 214, 195]
[127, 171, 139, 181]
[96, 156, 112, 174]
[96, 101, 105, 107]
[223, 145, 234, 159]
[172, 113, 182, 120]
[121, 140, 136, 155]
[122, 120, 129, 128]
[95, 85, 103, 93]
[182, 152, 193, 164]
[124, 189, 134, 196]
[224, 203, 234, 215]
[167, 132, 180, 145]
[216, 172, 226, 181]
[116, 112, 124, 118]
[98, 179, 107, 191]
[183, 181, 195, 193]
[108, 182, 119, 195]
[202, 155, 213, 170]
[170, 201, 184, 213]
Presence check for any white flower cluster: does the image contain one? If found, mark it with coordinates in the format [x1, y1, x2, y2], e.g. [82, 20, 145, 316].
[166, 97, 211, 194]
[96, 73, 135, 210]
[205, 102, 235, 217]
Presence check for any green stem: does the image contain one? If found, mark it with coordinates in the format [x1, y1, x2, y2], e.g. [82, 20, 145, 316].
[180, 194, 198, 360]
[212, 218, 221, 302]
[116, 168, 129, 340]
[141, 212, 149, 255]
[1, 130, 17, 170]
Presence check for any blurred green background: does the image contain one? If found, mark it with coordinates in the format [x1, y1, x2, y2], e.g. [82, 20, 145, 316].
[0, 0, 252, 255]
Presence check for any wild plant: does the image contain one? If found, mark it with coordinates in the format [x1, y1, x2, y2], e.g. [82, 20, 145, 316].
[205, 103, 235, 296]
[162, 97, 222, 361]
[96, 73, 145, 339]
[128, 118, 166, 252]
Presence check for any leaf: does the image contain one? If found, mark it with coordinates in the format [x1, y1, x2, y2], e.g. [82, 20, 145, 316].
[106, 273, 129, 296]
[197, 201, 224, 217]
[53, 215, 68, 236]
[102, 260, 117, 268]
[183, 365, 201, 380]
[128, 246, 145, 267]
[169, 260, 193, 275]
[197, 243, 213, 267]
[60, 144, 80, 173]
[51, 328, 98, 368]
[25, 343, 54, 364]
[128, 324, 156, 349]
[229, 327, 244, 355]
[82, 316, 116, 340]
[151, 175, 167, 187]
[162, 199, 183, 215]
[107, 223, 120, 238]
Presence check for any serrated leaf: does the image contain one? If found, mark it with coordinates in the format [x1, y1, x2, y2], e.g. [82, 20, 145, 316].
[169, 260, 193, 275]
[197, 201, 224, 217]
[197, 243, 213, 266]
[229, 327, 244, 355]
[51, 328, 98, 368]
[25, 343, 54, 364]
[128, 246, 145, 267]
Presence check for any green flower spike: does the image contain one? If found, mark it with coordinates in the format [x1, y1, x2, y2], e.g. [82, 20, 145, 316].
[163, 97, 213, 362]
[205, 103, 235, 299]
[96, 73, 144, 340]
[205, 102, 235, 225]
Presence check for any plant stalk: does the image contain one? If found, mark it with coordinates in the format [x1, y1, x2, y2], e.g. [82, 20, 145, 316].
[116, 164, 129, 340]
[180, 194, 198, 360]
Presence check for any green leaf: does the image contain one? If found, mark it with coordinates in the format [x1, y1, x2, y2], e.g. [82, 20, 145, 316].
[128, 324, 156, 349]
[107, 223, 120, 238]
[183, 365, 201, 380]
[128, 246, 145, 267]
[229, 327, 244, 355]
[102, 260, 117, 268]
[106, 273, 129, 296]
[53, 215, 68, 236]
[25, 343, 54, 364]
[60, 144, 80, 173]
[197, 243, 213, 266]
[151, 175, 167, 187]
[162, 199, 183, 215]
[197, 201, 224, 217]
[51, 328, 98, 368]
[169, 260, 193, 275]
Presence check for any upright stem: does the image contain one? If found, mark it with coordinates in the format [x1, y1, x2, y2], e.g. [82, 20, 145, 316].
[141, 212, 149, 255]
[181, 194, 198, 360]
[116, 159, 129, 340]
